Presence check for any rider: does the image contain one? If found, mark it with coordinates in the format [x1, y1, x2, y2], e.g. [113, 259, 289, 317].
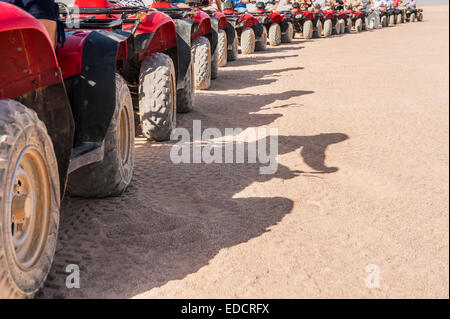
[1, 0, 60, 48]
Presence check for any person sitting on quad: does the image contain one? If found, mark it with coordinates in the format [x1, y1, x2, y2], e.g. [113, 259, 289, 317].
[1, 0, 61, 48]
[403, 0, 415, 8]
[229, 0, 250, 13]
[333, 0, 345, 10]
[392, 0, 403, 8]
[174, 0, 223, 11]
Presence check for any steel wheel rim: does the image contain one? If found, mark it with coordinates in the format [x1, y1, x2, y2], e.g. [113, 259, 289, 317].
[119, 104, 131, 165]
[8, 146, 50, 270]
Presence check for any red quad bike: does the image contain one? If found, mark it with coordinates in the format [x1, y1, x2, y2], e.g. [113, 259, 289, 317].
[340, 9, 352, 33]
[290, 3, 323, 39]
[223, 1, 267, 55]
[346, 5, 366, 32]
[0, 2, 138, 298]
[67, 0, 194, 137]
[151, 0, 216, 89]
[197, 3, 239, 71]
[322, 7, 344, 37]
[251, 1, 294, 47]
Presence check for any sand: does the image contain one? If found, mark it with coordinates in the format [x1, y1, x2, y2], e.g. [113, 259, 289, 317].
[38, 6, 449, 299]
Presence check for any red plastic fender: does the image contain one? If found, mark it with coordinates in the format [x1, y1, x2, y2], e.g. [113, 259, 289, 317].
[303, 10, 315, 21]
[151, 2, 175, 9]
[214, 12, 228, 30]
[267, 11, 283, 24]
[323, 10, 335, 20]
[0, 2, 62, 99]
[191, 9, 212, 39]
[123, 11, 178, 58]
[56, 31, 90, 79]
[240, 13, 258, 29]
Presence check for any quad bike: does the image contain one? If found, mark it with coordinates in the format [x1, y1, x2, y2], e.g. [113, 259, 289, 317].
[251, 1, 294, 46]
[338, 9, 352, 33]
[0, 2, 138, 298]
[223, 1, 267, 55]
[393, 7, 405, 24]
[364, 7, 380, 30]
[151, 0, 216, 89]
[68, 0, 193, 138]
[386, 7, 396, 26]
[188, 1, 238, 77]
[347, 6, 366, 32]
[290, 4, 323, 39]
[379, 7, 389, 27]
[322, 8, 344, 36]
[405, 6, 423, 22]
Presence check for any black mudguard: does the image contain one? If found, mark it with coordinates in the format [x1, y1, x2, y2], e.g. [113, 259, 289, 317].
[226, 20, 236, 48]
[17, 83, 75, 197]
[210, 17, 219, 56]
[254, 22, 265, 39]
[174, 19, 193, 89]
[64, 30, 128, 148]
[280, 19, 289, 33]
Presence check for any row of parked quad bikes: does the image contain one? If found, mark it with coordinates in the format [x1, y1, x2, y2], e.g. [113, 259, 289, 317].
[0, 0, 424, 298]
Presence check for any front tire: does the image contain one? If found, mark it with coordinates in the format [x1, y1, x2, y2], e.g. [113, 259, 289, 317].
[240, 27, 255, 55]
[389, 14, 395, 25]
[227, 30, 239, 61]
[0, 99, 60, 298]
[217, 29, 228, 67]
[281, 22, 294, 43]
[323, 19, 332, 37]
[303, 20, 313, 39]
[346, 18, 352, 32]
[268, 24, 281, 46]
[355, 18, 363, 32]
[192, 36, 212, 90]
[177, 58, 195, 113]
[69, 73, 135, 196]
[410, 13, 416, 22]
[255, 24, 268, 51]
[313, 19, 322, 38]
[139, 53, 176, 141]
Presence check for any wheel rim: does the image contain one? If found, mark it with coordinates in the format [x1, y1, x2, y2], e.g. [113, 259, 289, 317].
[8, 146, 50, 271]
[119, 104, 131, 165]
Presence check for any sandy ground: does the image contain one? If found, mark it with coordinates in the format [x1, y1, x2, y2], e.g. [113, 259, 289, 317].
[38, 6, 449, 299]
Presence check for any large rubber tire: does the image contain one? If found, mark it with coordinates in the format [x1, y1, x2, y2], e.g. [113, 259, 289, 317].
[389, 14, 395, 25]
[0, 99, 59, 298]
[313, 19, 322, 38]
[417, 12, 423, 21]
[410, 13, 416, 22]
[397, 13, 403, 24]
[240, 27, 255, 55]
[355, 18, 363, 32]
[323, 19, 332, 37]
[217, 29, 228, 67]
[211, 45, 219, 80]
[68, 74, 135, 197]
[303, 20, 313, 39]
[139, 53, 176, 141]
[333, 20, 341, 35]
[176, 58, 195, 113]
[381, 16, 387, 27]
[346, 18, 352, 33]
[268, 23, 281, 46]
[255, 24, 268, 51]
[192, 36, 211, 90]
[339, 19, 345, 33]
[227, 30, 239, 61]
[281, 22, 294, 43]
